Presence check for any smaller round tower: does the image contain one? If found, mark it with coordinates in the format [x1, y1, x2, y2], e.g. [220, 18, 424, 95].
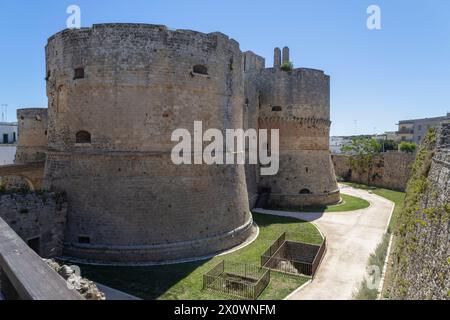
[15, 108, 48, 164]
[256, 48, 340, 208]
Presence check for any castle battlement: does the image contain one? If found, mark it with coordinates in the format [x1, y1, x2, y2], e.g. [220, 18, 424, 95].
[258, 116, 331, 127]
[48, 23, 240, 52]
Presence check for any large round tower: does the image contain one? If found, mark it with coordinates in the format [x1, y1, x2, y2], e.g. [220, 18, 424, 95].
[44, 24, 254, 263]
[257, 47, 340, 208]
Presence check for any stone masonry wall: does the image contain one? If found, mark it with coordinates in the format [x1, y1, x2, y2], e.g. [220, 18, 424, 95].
[332, 152, 415, 191]
[388, 126, 450, 299]
[243, 51, 265, 208]
[0, 192, 67, 258]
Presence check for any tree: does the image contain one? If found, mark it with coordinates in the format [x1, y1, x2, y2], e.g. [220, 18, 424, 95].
[399, 141, 417, 153]
[341, 138, 382, 186]
[380, 139, 399, 152]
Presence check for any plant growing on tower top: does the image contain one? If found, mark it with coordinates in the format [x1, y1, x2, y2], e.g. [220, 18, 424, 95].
[280, 61, 294, 72]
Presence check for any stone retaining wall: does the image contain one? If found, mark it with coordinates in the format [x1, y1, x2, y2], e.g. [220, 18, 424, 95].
[0, 192, 67, 258]
[332, 151, 415, 191]
[388, 125, 450, 299]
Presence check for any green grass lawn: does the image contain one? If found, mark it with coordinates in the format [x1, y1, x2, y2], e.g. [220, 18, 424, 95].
[290, 193, 370, 213]
[75, 213, 323, 300]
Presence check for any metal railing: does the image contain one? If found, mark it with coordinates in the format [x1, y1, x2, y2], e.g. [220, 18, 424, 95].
[261, 233, 286, 266]
[312, 238, 327, 277]
[261, 233, 327, 278]
[203, 260, 270, 300]
[397, 129, 414, 134]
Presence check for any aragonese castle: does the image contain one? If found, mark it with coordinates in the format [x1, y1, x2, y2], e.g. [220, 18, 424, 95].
[3, 23, 339, 264]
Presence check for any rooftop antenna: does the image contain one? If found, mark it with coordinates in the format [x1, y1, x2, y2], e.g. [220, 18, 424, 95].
[0, 104, 7, 122]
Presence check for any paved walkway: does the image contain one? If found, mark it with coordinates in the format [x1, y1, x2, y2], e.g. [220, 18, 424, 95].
[253, 185, 394, 300]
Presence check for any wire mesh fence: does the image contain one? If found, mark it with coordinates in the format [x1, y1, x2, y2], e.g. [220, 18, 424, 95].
[203, 260, 270, 300]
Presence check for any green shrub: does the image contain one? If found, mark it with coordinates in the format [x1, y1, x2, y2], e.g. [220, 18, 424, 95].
[399, 141, 417, 153]
[354, 233, 391, 300]
[381, 139, 399, 152]
[354, 279, 378, 300]
[280, 61, 294, 72]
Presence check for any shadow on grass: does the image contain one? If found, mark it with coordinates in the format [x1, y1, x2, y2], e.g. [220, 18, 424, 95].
[267, 193, 370, 215]
[63, 213, 321, 300]
[75, 259, 211, 300]
[252, 212, 316, 226]
[268, 204, 327, 214]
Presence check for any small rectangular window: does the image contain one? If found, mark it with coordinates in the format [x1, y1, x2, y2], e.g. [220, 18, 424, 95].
[272, 106, 282, 112]
[78, 236, 90, 244]
[74, 68, 85, 80]
[193, 65, 208, 75]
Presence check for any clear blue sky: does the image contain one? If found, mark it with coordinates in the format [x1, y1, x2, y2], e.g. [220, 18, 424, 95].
[1, 0, 449, 136]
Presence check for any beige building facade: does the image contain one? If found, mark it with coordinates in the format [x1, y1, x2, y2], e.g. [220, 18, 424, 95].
[397, 113, 450, 144]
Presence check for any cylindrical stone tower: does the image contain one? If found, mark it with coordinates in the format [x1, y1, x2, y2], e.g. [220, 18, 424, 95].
[282, 46, 290, 64]
[44, 24, 255, 263]
[258, 67, 340, 207]
[15, 108, 48, 164]
[274, 47, 281, 68]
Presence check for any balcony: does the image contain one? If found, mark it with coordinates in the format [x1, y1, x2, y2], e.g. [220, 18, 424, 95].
[397, 129, 414, 134]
